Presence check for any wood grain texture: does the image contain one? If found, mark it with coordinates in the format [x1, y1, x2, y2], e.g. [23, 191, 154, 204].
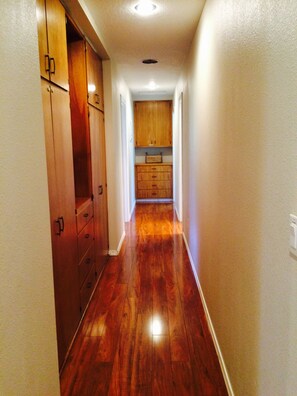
[60, 203, 228, 395]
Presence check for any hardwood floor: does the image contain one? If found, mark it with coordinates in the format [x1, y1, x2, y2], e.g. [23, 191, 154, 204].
[60, 203, 228, 395]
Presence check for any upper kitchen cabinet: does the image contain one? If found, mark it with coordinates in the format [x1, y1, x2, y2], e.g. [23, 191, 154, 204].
[134, 100, 172, 147]
[36, 0, 69, 90]
[86, 42, 104, 112]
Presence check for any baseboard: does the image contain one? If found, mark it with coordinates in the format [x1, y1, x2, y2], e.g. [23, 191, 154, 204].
[174, 205, 182, 222]
[182, 232, 235, 396]
[108, 230, 125, 256]
[129, 200, 136, 220]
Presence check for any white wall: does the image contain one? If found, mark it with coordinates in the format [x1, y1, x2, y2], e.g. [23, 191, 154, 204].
[0, 2, 60, 395]
[175, 0, 297, 394]
[103, 60, 135, 253]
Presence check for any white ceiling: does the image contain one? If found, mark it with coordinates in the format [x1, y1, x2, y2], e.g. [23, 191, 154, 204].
[79, 0, 205, 98]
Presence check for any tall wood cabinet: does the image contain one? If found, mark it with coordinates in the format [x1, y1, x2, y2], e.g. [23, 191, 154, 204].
[37, 1, 109, 370]
[89, 106, 109, 275]
[134, 100, 172, 147]
[41, 80, 80, 367]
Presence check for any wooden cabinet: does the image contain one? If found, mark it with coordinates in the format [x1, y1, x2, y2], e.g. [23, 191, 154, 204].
[86, 42, 104, 112]
[38, 3, 109, 370]
[89, 106, 109, 275]
[41, 79, 80, 368]
[135, 164, 173, 199]
[134, 100, 172, 147]
[36, 0, 69, 90]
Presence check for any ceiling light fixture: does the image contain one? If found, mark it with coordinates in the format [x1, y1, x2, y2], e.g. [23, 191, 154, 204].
[134, 1, 157, 16]
[142, 59, 158, 64]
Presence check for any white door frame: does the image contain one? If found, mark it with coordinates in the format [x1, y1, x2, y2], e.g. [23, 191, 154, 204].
[120, 96, 130, 222]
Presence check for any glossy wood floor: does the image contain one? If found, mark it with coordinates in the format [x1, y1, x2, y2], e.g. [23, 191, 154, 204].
[60, 203, 228, 395]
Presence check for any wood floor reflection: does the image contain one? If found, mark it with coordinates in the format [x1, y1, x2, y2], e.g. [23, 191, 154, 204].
[60, 203, 228, 395]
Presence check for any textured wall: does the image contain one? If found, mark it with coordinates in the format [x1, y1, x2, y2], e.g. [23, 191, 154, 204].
[0, 2, 60, 395]
[177, 0, 297, 394]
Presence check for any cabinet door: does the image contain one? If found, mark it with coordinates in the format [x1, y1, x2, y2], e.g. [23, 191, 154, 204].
[89, 107, 109, 275]
[154, 101, 172, 146]
[134, 101, 155, 147]
[41, 81, 80, 368]
[36, 0, 69, 90]
[36, 0, 48, 81]
[86, 43, 104, 111]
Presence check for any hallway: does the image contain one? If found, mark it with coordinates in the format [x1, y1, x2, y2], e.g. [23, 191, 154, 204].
[60, 203, 228, 395]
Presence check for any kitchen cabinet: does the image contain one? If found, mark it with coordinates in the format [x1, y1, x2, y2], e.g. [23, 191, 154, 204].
[41, 79, 80, 368]
[36, 0, 69, 90]
[135, 163, 173, 199]
[89, 106, 109, 275]
[86, 42, 104, 111]
[134, 100, 172, 147]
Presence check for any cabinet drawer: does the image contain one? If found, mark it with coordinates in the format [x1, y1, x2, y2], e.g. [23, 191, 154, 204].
[78, 218, 94, 262]
[137, 180, 172, 190]
[137, 172, 172, 181]
[78, 244, 95, 287]
[137, 189, 172, 199]
[80, 264, 97, 313]
[136, 165, 172, 173]
[76, 200, 93, 234]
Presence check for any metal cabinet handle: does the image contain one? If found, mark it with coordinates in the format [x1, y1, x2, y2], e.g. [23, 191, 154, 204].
[50, 57, 56, 75]
[55, 216, 64, 236]
[95, 93, 100, 104]
[98, 185, 103, 195]
[83, 213, 89, 218]
[45, 54, 50, 73]
[85, 233, 90, 239]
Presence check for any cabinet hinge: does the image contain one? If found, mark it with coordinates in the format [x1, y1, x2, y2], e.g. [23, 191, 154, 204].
[91, 193, 94, 201]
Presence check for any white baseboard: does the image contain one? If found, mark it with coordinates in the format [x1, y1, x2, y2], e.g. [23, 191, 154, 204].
[129, 200, 136, 220]
[182, 232, 234, 396]
[174, 205, 182, 222]
[109, 230, 125, 256]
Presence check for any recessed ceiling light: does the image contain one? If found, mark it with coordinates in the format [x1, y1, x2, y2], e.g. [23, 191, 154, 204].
[134, 1, 157, 16]
[142, 59, 158, 64]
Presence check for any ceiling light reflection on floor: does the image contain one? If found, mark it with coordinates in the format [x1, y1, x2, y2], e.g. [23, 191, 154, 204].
[150, 316, 162, 336]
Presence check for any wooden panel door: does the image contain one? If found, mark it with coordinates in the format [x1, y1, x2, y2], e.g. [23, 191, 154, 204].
[154, 101, 172, 146]
[89, 107, 109, 275]
[86, 42, 104, 111]
[41, 80, 80, 368]
[134, 101, 155, 147]
[36, 0, 69, 90]
[36, 0, 48, 81]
